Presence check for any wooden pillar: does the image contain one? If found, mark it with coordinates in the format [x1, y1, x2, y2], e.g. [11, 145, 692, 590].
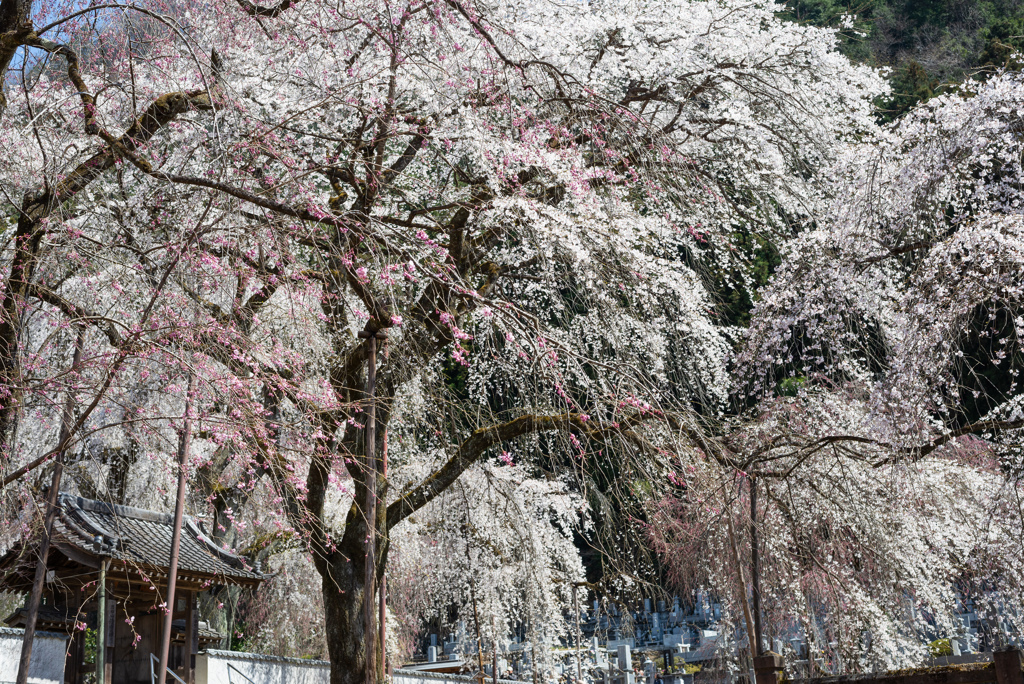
[158, 375, 196, 684]
[750, 478, 763, 657]
[184, 591, 197, 684]
[104, 597, 114, 684]
[753, 652, 784, 684]
[358, 328, 384, 684]
[994, 649, 1024, 684]
[96, 560, 107, 684]
[18, 329, 85, 684]
[65, 629, 78, 684]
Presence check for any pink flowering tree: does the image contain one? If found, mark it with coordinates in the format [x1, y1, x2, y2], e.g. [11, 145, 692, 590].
[652, 72, 1024, 673]
[1, 0, 886, 680]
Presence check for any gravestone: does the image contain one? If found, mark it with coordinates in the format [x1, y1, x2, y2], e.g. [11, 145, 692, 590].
[663, 634, 685, 648]
[617, 644, 632, 672]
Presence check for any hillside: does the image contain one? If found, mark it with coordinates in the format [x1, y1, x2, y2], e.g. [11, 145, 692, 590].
[780, 0, 1024, 119]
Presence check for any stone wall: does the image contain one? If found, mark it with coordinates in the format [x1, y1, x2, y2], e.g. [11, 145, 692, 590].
[0, 627, 69, 684]
[393, 668, 524, 684]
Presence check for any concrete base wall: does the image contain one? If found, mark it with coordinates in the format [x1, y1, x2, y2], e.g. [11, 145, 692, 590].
[197, 650, 330, 684]
[0, 627, 70, 684]
[394, 668, 525, 684]
[928, 653, 992, 667]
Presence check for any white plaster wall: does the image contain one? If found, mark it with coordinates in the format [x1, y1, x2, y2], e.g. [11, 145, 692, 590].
[197, 652, 526, 684]
[197, 650, 330, 684]
[0, 628, 69, 684]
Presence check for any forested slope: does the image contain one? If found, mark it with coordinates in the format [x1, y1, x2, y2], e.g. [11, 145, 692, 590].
[780, 0, 1024, 119]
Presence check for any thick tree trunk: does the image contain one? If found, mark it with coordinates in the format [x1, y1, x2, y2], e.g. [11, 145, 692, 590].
[0, 210, 46, 458]
[322, 520, 385, 684]
[0, 0, 32, 115]
[323, 555, 369, 684]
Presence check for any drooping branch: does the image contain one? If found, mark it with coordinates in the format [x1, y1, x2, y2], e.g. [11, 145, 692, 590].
[23, 34, 99, 134]
[234, 0, 300, 17]
[0, 0, 30, 116]
[749, 419, 1024, 478]
[910, 418, 1024, 461]
[0, 66, 221, 450]
[24, 284, 124, 347]
[386, 411, 651, 529]
[442, 0, 573, 88]
[102, 148, 399, 329]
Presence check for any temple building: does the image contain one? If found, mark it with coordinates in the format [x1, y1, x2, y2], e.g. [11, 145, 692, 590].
[0, 493, 265, 684]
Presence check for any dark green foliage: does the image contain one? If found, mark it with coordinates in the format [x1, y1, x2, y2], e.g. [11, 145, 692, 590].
[952, 304, 1024, 428]
[883, 60, 938, 120]
[774, 0, 1024, 426]
[777, 0, 881, 62]
[978, 16, 1024, 70]
[779, 376, 808, 397]
[714, 232, 781, 330]
[778, 0, 1024, 120]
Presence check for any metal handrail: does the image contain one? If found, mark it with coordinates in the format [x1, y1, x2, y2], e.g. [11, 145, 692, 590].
[150, 653, 187, 684]
[227, 663, 257, 684]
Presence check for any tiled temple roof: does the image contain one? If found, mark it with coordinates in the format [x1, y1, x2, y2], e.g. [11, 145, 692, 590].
[52, 493, 265, 584]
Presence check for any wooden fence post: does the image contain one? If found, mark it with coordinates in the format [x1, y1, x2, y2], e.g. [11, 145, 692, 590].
[753, 652, 784, 684]
[994, 649, 1024, 684]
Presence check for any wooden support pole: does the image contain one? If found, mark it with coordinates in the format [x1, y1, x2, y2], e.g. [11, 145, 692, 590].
[753, 652, 783, 684]
[470, 576, 486, 680]
[97, 558, 108, 684]
[16, 328, 85, 684]
[727, 513, 757, 667]
[157, 373, 197, 684]
[750, 477, 763, 657]
[380, 428, 388, 677]
[994, 649, 1024, 684]
[185, 591, 197, 684]
[573, 585, 583, 684]
[492, 616, 499, 684]
[104, 595, 114, 684]
[358, 329, 385, 684]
